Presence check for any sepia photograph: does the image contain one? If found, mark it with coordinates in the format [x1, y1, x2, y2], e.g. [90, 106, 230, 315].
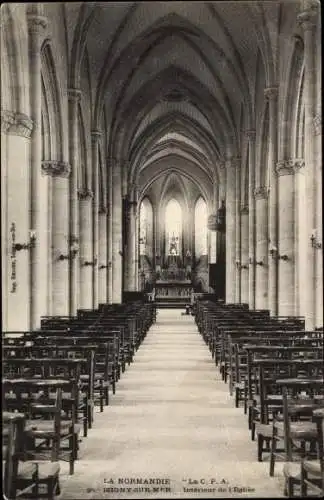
[1, 1, 323, 499]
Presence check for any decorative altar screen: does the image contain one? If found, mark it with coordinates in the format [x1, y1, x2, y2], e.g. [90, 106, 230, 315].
[165, 199, 182, 257]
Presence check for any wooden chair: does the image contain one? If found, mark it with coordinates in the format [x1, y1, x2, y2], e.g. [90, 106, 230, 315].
[300, 407, 324, 497]
[269, 385, 321, 496]
[3, 412, 39, 500]
[3, 411, 60, 500]
[253, 368, 284, 462]
[23, 387, 76, 475]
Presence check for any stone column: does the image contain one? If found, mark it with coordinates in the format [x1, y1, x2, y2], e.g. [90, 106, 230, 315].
[68, 88, 81, 316]
[153, 208, 157, 268]
[78, 189, 94, 309]
[46, 174, 53, 317]
[107, 158, 113, 303]
[225, 157, 237, 303]
[240, 206, 249, 304]
[254, 186, 269, 310]
[3, 111, 33, 330]
[297, 5, 319, 328]
[155, 205, 161, 274]
[294, 159, 306, 316]
[264, 87, 279, 316]
[91, 130, 101, 310]
[235, 158, 241, 303]
[135, 209, 140, 291]
[246, 130, 256, 309]
[217, 164, 226, 299]
[98, 206, 108, 304]
[209, 176, 218, 265]
[314, 115, 323, 327]
[1, 110, 15, 330]
[276, 160, 295, 316]
[190, 204, 196, 259]
[125, 196, 137, 291]
[209, 229, 217, 266]
[42, 161, 71, 315]
[27, 6, 48, 329]
[111, 159, 123, 303]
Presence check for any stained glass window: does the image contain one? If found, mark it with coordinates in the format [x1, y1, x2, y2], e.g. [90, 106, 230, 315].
[195, 197, 208, 256]
[165, 199, 182, 256]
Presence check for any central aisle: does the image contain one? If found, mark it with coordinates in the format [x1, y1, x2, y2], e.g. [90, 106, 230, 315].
[59, 309, 284, 499]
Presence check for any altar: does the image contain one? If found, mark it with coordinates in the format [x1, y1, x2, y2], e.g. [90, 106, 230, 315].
[155, 280, 192, 297]
[154, 234, 193, 308]
[155, 280, 193, 308]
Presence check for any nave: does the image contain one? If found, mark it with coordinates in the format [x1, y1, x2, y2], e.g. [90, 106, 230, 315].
[58, 309, 283, 499]
[2, 3, 323, 498]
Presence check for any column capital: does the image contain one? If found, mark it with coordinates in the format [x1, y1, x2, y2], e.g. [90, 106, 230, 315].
[245, 129, 256, 140]
[67, 88, 81, 103]
[218, 160, 226, 170]
[1, 108, 15, 133]
[129, 182, 139, 195]
[264, 87, 278, 100]
[253, 186, 268, 199]
[78, 188, 94, 200]
[27, 14, 48, 33]
[292, 158, 306, 172]
[313, 113, 321, 136]
[7, 112, 34, 138]
[276, 160, 296, 176]
[297, 6, 319, 31]
[232, 156, 241, 167]
[107, 157, 121, 168]
[91, 130, 102, 143]
[240, 206, 249, 215]
[41, 160, 71, 178]
[121, 159, 130, 170]
[225, 156, 240, 169]
[99, 206, 107, 215]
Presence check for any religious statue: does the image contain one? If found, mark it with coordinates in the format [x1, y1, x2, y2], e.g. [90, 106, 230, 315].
[169, 233, 179, 255]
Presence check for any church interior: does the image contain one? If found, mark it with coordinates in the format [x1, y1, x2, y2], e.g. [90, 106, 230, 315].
[1, 1, 323, 499]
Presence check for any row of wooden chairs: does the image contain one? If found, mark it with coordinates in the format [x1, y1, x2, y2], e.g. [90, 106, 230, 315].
[195, 299, 324, 497]
[2, 300, 156, 499]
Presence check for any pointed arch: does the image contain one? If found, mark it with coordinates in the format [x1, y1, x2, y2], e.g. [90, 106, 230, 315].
[280, 37, 304, 159]
[159, 170, 189, 213]
[98, 146, 105, 208]
[259, 102, 270, 188]
[41, 76, 51, 161]
[110, 65, 233, 162]
[41, 40, 64, 161]
[77, 104, 88, 189]
[294, 70, 305, 159]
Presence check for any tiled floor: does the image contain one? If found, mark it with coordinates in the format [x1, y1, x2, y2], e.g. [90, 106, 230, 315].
[58, 309, 285, 499]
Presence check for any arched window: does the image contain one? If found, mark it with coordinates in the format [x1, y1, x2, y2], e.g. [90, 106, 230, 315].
[139, 198, 153, 256]
[165, 199, 182, 256]
[195, 197, 208, 256]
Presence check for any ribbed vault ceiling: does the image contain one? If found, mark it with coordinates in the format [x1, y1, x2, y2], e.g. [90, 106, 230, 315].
[64, 1, 281, 202]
